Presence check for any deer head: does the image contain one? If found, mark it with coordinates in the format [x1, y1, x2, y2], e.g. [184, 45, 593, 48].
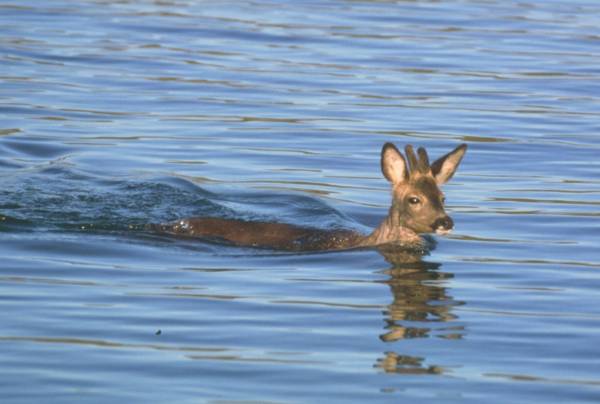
[380, 143, 467, 237]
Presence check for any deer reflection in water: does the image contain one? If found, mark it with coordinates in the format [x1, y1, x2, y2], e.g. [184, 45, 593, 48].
[374, 247, 463, 375]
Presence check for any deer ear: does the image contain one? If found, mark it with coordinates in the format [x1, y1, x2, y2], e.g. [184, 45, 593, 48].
[431, 144, 467, 185]
[381, 143, 408, 185]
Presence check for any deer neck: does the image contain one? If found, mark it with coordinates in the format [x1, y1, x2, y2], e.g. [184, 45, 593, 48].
[359, 206, 423, 248]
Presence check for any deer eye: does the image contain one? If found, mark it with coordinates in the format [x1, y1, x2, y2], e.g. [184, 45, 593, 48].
[408, 196, 421, 205]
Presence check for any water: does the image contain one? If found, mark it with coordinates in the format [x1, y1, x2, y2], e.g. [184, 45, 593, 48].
[2, 0, 600, 402]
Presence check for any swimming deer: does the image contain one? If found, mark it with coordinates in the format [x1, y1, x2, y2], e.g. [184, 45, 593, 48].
[152, 143, 467, 251]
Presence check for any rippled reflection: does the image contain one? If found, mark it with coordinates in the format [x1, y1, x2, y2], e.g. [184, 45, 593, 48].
[375, 352, 444, 375]
[375, 246, 463, 375]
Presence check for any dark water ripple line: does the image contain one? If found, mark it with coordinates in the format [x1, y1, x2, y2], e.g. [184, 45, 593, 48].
[0, 336, 330, 366]
[450, 234, 578, 246]
[457, 256, 600, 270]
[184, 354, 327, 366]
[457, 307, 600, 321]
[484, 372, 600, 387]
[0, 335, 229, 354]
[269, 299, 384, 311]
[0, 103, 141, 121]
[126, 292, 244, 302]
[0, 275, 126, 288]
[498, 188, 600, 195]
[489, 197, 600, 206]
[457, 209, 600, 218]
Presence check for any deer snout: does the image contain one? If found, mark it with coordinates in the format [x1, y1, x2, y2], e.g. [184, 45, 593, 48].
[432, 216, 454, 235]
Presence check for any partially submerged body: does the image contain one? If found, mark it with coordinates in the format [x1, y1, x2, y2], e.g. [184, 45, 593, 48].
[151, 217, 365, 251]
[152, 143, 467, 252]
[152, 216, 426, 252]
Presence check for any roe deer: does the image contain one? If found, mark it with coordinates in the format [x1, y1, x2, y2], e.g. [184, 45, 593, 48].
[152, 143, 467, 251]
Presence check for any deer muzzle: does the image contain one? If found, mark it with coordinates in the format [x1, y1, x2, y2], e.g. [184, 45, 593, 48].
[432, 216, 454, 235]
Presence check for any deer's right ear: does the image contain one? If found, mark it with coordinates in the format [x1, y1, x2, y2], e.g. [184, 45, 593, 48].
[431, 143, 467, 185]
[381, 143, 408, 185]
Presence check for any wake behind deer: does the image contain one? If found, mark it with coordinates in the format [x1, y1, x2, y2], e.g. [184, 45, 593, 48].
[152, 143, 467, 251]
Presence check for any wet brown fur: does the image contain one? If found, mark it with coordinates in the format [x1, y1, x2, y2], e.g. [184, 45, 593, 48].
[152, 218, 362, 251]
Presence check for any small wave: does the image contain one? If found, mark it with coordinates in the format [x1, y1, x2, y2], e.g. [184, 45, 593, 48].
[0, 166, 364, 237]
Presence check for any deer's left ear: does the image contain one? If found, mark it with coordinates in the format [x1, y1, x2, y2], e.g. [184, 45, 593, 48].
[431, 144, 467, 185]
[381, 143, 408, 185]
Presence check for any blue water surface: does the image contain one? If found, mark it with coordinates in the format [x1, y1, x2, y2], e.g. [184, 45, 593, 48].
[1, 0, 600, 402]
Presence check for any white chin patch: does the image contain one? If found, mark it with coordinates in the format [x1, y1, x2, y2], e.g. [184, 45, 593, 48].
[435, 228, 452, 236]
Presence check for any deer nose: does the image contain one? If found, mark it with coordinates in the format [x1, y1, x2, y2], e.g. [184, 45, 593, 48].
[432, 216, 454, 234]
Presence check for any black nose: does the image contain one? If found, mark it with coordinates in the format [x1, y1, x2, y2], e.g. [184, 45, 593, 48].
[432, 216, 454, 231]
